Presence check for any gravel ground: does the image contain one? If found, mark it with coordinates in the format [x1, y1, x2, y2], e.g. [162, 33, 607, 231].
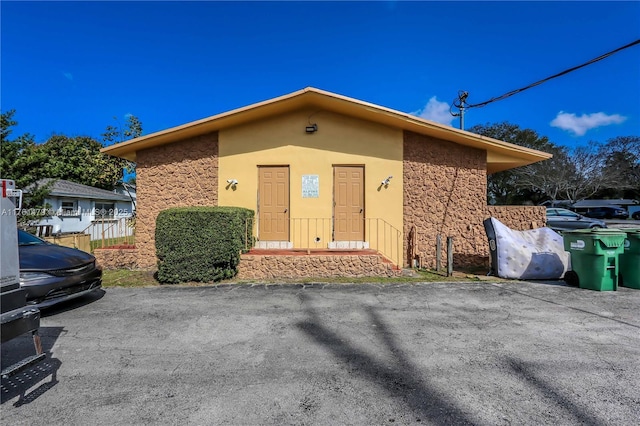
[2, 281, 639, 425]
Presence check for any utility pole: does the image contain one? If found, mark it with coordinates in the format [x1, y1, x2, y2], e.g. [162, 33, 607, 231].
[450, 91, 469, 130]
[447, 41, 640, 131]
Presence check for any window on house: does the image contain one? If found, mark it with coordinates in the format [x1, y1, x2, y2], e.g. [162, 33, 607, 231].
[60, 200, 78, 216]
[95, 202, 115, 220]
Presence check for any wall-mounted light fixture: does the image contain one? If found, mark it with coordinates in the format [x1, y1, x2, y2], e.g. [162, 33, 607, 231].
[226, 179, 238, 190]
[305, 123, 318, 134]
[381, 176, 393, 186]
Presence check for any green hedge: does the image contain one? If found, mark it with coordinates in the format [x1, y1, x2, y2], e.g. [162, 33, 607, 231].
[155, 206, 254, 284]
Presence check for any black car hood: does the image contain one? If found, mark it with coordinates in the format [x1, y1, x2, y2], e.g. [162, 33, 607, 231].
[19, 244, 95, 271]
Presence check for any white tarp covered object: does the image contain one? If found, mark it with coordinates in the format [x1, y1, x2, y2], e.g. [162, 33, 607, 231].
[483, 217, 569, 280]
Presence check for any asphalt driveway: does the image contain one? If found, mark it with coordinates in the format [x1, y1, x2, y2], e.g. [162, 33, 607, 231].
[2, 281, 639, 425]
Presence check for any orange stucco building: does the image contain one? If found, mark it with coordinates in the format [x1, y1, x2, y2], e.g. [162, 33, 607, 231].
[101, 88, 550, 277]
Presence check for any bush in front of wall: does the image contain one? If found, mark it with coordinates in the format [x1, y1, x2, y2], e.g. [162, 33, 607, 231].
[155, 206, 254, 284]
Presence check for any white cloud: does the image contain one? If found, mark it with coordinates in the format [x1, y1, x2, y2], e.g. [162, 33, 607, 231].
[550, 111, 627, 136]
[62, 72, 73, 81]
[412, 96, 455, 126]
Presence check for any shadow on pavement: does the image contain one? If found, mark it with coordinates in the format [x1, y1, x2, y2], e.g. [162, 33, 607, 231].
[41, 288, 105, 318]
[491, 284, 640, 329]
[1, 326, 64, 406]
[296, 293, 476, 425]
[505, 357, 606, 426]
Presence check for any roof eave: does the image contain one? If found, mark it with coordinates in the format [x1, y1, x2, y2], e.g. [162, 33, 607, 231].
[102, 88, 313, 162]
[48, 192, 131, 202]
[101, 87, 552, 169]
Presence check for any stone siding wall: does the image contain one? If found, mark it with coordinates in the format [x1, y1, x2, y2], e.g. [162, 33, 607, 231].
[237, 254, 401, 279]
[487, 205, 546, 231]
[94, 248, 138, 270]
[136, 132, 219, 268]
[403, 131, 489, 269]
[131, 127, 546, 274]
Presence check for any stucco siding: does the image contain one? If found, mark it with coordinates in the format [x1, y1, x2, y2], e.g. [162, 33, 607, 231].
[132, 124, 544, 273]
[403, 131, 488, 268]
[219, 109, 404, 251]
[36, 198, 92, 234]
[135, 132, 219, 268]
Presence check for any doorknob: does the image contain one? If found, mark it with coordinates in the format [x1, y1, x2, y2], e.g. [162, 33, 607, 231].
[284, 208, 288, 213]
[360, 208, 363, 213]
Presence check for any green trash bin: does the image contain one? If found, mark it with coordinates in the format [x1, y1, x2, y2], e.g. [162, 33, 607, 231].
[620, 229, 640, 289]
[563, 229, 627, 291]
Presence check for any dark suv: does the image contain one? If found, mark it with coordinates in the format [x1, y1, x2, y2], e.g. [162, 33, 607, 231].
[583, 206, 629, 219]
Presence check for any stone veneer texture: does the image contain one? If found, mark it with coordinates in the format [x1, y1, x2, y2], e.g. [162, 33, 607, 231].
[403, 131, 489, 268]
[94, 248, 138, 270]
[131, 128, 545, 273]
[135, 132, 219, 268]
[237, 254, 401, 279]
[487, 205, 546, 231]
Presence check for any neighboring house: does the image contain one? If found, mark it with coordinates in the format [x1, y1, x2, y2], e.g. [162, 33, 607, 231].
[101, 87, 551, 272]
[28, 179, 134, 235]
[115, 182, 137, 213]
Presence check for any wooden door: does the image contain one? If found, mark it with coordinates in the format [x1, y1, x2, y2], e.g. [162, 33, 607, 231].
[258, 166, 290, 241]
[334, 166, 364, 241]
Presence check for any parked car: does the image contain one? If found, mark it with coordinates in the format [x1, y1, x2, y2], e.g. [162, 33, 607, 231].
[18, 230, 102, 308]
[546, 208, 607, 232]
[583, 206, 629, 220]
[633, 211, 640, 220]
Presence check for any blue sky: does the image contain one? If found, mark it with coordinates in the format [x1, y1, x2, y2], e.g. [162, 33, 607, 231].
[2, 1, 639, 150]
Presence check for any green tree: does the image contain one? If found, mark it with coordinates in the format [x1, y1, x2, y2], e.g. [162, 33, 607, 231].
[102, 114, 141, 181]
[1, 110, 38, 187]
[468, 122, 569, 205]
[470, 122, 639, 204]
[37, 134, 131, 189]
[513, 143, 573, 202]
[102, 114, 143, 144]
[594, 136, 640, 199]
[1, 109, 18, 141]
[546, 138, 637, 203]
[1, 110, 53, 223]
[1, 110, 138, 224]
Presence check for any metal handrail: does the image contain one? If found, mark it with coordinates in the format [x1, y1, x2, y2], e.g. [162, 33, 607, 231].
[246, 216, 403, 267]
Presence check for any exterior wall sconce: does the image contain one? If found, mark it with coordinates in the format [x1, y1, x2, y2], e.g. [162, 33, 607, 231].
[381, 176, 393, 186]
[226, 179, 238, 190]
[305, 124, 318, 134]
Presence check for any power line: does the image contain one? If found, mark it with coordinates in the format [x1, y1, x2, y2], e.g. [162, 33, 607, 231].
[467, 39, 640, 109]
[449, 39, 640, 129]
